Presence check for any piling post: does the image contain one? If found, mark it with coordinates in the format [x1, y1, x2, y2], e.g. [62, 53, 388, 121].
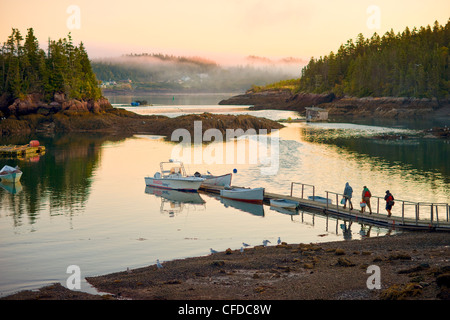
[431, 204, 434, 224]
[436, 205, 439, 225]
[402, 201, 405, 225]
[336, 194, 339, 213]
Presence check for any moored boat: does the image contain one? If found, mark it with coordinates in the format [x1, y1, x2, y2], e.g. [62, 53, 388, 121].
[270, 198, 299, 209]
[145, 160, 204, 192]
[0, 165, 22, 183]
[195, 172, 232, 187]
[308, 195, 332, 204]
[220, 187, 264, 204]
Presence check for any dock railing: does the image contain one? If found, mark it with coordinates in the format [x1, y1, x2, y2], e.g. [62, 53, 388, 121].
[290, 182, 449, 226]
[417, 202, 450, 225]
[290, 182, 315, 200]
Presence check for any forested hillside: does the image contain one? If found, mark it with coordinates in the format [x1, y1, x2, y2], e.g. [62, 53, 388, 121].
[298, 20, 450, 98]
[0, 28, 101, 102]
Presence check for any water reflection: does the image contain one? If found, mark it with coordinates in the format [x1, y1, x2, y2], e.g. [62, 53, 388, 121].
[0, 134, 129, 226]
[145, 186, 206, 216]
[220, 197, 265, 216]
[0, 181, 22, 194]
[298, 123, 450, 184]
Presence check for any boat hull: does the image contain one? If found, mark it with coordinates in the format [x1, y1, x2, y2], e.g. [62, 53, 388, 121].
[201, 173, 232, 187]
[270, 199, 299, 208]
[0, 171, 22, 183]
[145, 176, 204, 192]
[220, 187, 264, 204]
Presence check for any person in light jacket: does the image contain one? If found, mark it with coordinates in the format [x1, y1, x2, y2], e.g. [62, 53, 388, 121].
[343, 182, 353, 210]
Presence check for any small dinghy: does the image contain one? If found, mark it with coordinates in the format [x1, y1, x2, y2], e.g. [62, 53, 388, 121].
[0, 165, 22, 183]
[220, 187, 264, 204]
[270, 198, 299, 209]
[308, 195, 332, 204]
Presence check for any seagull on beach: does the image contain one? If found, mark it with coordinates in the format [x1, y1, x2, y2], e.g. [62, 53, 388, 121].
[262, 240, 271, 247]
[156, 259, 163, 269]
[210, 248, 218, 254]
[242, 242, 250, 247]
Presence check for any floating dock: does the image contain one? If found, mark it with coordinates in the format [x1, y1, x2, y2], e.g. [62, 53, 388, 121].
[0, 144, 46, 158]
[199, 182, 450, 232]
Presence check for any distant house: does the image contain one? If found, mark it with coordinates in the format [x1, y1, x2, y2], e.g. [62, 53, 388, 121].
[305, 107, 328, 122]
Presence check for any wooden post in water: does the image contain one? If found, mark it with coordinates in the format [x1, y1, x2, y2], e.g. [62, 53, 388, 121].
[336, 194, 339, 213]
[431, 204, 434, 224]
[402, 201, 405, 225]
[436, 205, 439, 225]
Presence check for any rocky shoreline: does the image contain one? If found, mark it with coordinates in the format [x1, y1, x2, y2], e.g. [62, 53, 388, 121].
[219, 89, 450, 119]
[2, 232, 449, 300]
[0, 93, 283, 137]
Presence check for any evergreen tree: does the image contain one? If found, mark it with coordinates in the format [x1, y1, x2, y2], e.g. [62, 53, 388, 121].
[0, 28, 102, 101]
[297, 19, 450, 98]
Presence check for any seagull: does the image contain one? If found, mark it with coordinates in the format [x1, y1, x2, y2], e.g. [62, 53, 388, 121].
[262, 240, 271, 247]
[210, 248, 218, 254]
[277, 237, 281, 245]
[242, 242, 250, 247]
[156, 259, 163, 269]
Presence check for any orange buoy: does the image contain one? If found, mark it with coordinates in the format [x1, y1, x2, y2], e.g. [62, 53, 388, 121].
[29, 140, 40, 147]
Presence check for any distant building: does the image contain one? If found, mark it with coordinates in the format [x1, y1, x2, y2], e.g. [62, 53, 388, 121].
[305, 107, 328, 122]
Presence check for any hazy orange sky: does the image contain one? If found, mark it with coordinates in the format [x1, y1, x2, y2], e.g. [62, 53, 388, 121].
[0, 0, 449, 65]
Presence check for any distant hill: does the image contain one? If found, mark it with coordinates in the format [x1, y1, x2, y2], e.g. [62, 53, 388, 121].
[92, 53, 303, 93]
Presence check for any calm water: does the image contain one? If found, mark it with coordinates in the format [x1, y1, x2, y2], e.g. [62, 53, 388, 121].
[0, 95, 449, 297]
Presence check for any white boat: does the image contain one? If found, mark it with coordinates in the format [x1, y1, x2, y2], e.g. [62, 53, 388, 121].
[0, 165, 22, 183]
[195, 172, 232, 187]
[220, 187, 264, 204]
[144, 160, 205, 192]
[270, 198, 299, 209]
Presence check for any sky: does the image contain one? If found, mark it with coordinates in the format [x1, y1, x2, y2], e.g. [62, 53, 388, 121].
[0, 0, 449, 65]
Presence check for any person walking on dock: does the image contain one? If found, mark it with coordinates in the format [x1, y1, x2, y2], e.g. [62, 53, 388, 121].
[384, 190, 395, 217]
[343, 182, 353, 210]
[361, 186, 372, 214]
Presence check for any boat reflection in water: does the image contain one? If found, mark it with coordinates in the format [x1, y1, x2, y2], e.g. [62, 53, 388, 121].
[220, 197, 265, 217]
[145, 186, 205, 216]
[0, 181, 23, 194]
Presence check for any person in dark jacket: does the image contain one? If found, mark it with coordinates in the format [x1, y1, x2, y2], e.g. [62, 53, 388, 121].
[343, 182, 353, 210]
[384, 190, 395, 217]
